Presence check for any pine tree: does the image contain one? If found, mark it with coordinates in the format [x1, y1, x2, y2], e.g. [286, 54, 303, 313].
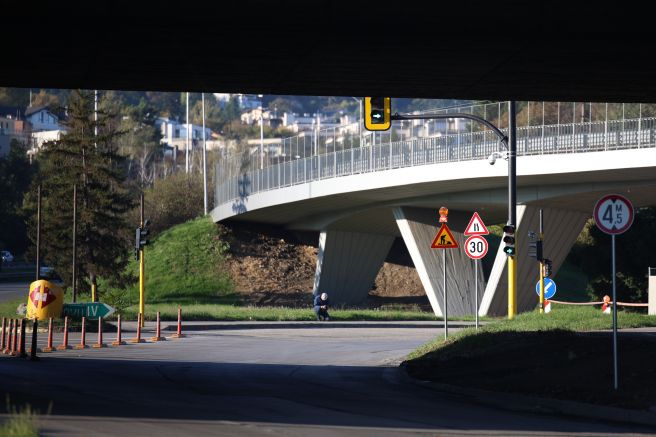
[24, 90, 135, 296]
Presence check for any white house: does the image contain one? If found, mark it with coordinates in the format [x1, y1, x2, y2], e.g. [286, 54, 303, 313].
[25, 105, 62, 131]
[155, 117, 212, 149]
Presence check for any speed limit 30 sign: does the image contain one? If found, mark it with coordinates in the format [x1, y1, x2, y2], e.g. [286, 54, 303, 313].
[464, 235, 488, 259]
[593, 194, 634, 235]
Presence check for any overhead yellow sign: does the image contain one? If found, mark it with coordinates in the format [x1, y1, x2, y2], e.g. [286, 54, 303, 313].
[431, 224, 459, 249]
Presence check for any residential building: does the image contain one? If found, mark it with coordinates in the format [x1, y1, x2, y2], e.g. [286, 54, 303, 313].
[155, 117, 212, 150]
[25, 105, 62, 131]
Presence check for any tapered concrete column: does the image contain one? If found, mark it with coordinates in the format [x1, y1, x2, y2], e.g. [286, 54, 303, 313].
[479, 206, 589, 316]
[393, 207, 484, 317]
[313, 230, 394, 306]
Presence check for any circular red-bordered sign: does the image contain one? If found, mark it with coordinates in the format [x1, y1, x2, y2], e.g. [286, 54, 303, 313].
[593, 194, 634, 235]
[464, 235, 489, 259]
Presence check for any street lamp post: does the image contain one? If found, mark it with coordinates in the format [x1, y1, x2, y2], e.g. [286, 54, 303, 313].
[391, 104, 517, 319]
[259, 94, 264, 170]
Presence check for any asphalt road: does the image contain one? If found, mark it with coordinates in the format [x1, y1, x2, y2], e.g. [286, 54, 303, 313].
[0, 281, 29, 302]
[1, 324, 653, 436]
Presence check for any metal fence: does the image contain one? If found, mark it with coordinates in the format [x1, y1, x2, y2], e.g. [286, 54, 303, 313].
[216, 101, 656, 207]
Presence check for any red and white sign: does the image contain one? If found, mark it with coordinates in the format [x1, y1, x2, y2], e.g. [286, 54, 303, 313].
[593, 194, 634, 235]
[544, 300, 552, 313]
[431, 224, 459, 249]
[30, 284, 57, 308]
[464, 235, 488, 259]
[464, 212, 489, 236]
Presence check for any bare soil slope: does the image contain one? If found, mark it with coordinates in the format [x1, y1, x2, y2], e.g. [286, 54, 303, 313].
[218, 223, 429, 309]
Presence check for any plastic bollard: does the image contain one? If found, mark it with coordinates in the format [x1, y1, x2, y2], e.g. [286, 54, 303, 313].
[92, 317, 106, 348]
[170, 307, 185, 339]
[150, 312, 165, 342]
[42, 318, 54, 352]
[130, 313, 145, 343]
[74, 317, 88, 349]
[111, 314, 125, 346]
[57, 316, 71, 350]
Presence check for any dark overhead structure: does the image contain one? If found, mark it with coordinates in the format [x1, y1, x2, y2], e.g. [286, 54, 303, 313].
[3, 1, 655, 102]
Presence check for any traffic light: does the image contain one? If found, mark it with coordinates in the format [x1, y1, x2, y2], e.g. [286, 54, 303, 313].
[364, 97, 391, 131]
[528, 239, 543, 261]
[543, 258, 553, 277]
[502, 224, 516, 256]
[134, 220, 150, 260]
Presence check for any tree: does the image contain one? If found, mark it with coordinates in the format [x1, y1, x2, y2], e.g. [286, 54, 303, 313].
[24, 90, 135, 295]
[0, 140, 35, 257]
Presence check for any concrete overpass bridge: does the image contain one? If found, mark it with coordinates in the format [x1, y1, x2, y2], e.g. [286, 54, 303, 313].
[212, 101, 656, 317]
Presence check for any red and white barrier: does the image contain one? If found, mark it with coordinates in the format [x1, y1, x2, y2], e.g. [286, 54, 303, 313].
[111, 314, 125, 346]
[74, 317, 88, 349]
[170, 307, 184, 339]
[57, 316, 71, 350]
[92, 317, 106, 348]
[150, 312, 165, 342]
[130, 313, 145, 343]
[42, 318, 54, 353]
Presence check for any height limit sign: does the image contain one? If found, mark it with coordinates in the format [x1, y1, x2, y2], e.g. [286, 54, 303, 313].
[593, 193, 634, 391]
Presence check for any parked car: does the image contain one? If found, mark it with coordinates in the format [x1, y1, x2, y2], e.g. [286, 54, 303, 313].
[39, 264, 55, 278]
[1, 251, 14, 263]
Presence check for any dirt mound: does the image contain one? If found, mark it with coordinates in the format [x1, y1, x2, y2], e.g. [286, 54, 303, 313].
[218, 223, 429, 309]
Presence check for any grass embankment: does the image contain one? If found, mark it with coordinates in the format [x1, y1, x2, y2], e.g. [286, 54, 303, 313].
[405, 305, 656, 410]
[0, 400, 41, 437]
[107, 216, 435, 321]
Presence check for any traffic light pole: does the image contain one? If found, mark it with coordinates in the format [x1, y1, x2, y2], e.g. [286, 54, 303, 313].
[139, 193, 145, 328]
[392, 106, 517, 319]
[508, 101, 517, 320]
[539, 209, 545, 313]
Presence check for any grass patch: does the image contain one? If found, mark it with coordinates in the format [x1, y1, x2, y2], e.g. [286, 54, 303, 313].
[0, 398, 44, 437]
[122, 303, 443, 321]
[407, 305, 656, 360]
[404, 306, 656, 409]
[100, 216, 234, 310]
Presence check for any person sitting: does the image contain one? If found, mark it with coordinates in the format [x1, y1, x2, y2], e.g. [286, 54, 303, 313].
[313, 292, 330, 321]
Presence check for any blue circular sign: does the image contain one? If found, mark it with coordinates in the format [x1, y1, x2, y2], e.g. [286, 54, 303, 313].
[535, 278, 557, 299]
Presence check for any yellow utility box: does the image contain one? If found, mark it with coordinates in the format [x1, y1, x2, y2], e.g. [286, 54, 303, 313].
[26, 280, 64, 320]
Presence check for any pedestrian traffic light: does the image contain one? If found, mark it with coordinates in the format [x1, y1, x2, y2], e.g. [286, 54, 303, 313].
[364, 97, 391, 131]
[543, 258, 553, 277]
[502, 224, 516, 256]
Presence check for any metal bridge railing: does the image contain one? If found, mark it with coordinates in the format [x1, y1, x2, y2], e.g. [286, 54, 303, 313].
[216, 112, 656, 208]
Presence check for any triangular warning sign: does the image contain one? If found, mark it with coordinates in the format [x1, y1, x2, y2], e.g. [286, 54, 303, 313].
[464, 212, 489, 236]
[431, 224, 459, 249]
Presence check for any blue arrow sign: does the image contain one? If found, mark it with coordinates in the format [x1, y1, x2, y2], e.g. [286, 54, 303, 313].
[535, 278, 557, 300]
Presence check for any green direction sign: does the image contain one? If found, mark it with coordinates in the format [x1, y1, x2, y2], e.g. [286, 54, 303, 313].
[62, 303, 115, 320]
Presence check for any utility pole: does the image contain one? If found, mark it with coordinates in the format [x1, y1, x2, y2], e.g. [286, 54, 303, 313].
[202, 92, 208, 215]
[139, 193, 145, 328]
[94, 90, 98, 148]
[507, 101, 518, 320]
[186, 92, 190, 174]
[259, 94, 264, 170]
[36, 185, 41, 281]
[72, 184, 77, 302]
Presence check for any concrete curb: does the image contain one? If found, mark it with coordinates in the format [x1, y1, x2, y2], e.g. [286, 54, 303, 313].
[155, 321, 475, 331]
[397, 364, 656, 428]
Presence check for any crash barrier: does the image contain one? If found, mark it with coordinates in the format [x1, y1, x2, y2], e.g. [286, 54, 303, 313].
[549, 299, 648, 307]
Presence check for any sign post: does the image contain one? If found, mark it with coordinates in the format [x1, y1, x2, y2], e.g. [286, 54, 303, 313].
[464, 212, 489, 330]
[593, 194, 634, 391]
[431, 207, 458, 340]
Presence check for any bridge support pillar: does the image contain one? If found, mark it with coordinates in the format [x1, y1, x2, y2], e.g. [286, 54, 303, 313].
[479, 205, 589, 316]
[312, 230, 394, 306]
[393, 207, 483, 317]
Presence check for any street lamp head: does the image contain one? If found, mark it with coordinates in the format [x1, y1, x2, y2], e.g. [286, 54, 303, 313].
[488, 152, 498, 165]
